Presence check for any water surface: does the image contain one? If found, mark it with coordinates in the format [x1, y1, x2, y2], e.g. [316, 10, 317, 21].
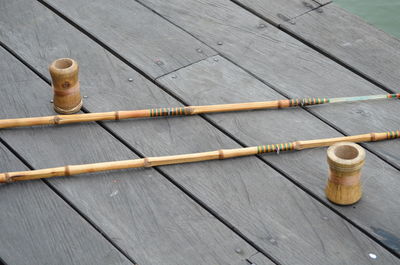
[334, 0, 400, 39]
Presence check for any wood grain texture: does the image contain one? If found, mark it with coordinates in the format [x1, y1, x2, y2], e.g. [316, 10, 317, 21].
[0, 144, 132, 265]
[1, 0, 399, 263]
[0, 41, 260, 265]
[232, 0, 319, 25]
[282, 4, 400, 90]
[158, 56, 400, 254]
[37, 0, 216, 78]
[249, 252, 279, 265]
[138, 0, 400, 168]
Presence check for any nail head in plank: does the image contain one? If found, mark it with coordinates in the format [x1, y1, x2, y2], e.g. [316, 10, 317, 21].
[138, 0, 400, 168]
[158, 55, 400, 255]
[282, 3, 400, 92]
[2, 0, 399, 263]
[39, 0, 216, 78]
[0, 38, 259, 265]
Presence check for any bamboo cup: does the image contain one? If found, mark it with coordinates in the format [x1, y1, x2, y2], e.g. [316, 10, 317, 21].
[49, 58, 83, 114]
[325, 142, 366, 205]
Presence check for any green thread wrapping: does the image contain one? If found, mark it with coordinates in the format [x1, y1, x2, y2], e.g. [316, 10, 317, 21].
[257, 142, 294, 154]
[386, 131, 400, 139]
[289, 98, 329, 107]
[150, 107, 187, 117]
[387, 130, 400, 139]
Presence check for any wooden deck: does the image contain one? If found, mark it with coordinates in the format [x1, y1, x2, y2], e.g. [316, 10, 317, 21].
[0, 0, 399, 264]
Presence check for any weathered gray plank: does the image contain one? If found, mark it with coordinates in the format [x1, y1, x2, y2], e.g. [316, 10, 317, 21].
[0, 144, 132, 265]
[33, 0, 216, 78]
[0, 45, 260, 265]
[1, 2, 399, 264]
[137, 0, 400, 168]
[312, 0, 331, 5]
[232, 0, 319, 25]
[158, 55, 400, 254]
[249, 252, 278, 265]
[281, 4, 400, 90]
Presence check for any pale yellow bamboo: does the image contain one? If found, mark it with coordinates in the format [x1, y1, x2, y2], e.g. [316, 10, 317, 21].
[294, 133, 374, 150]
[0, 110, 149, 129]
[0, 101, 286, 129]
[0, 131, 398, 183]
[1, 93, 399, 130]
[190, 101, 281, 114]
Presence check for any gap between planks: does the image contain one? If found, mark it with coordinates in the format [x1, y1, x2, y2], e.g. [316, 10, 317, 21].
[16, 0, 400, 258]
[0, 41, 280, 265]
[127, 0, 400, 172]
[0, 46, 139, 265]
[278, 16, 396, 95]
[228, 0, 397, 95]
[219, 1, 400, 171]
[36, 0, 399, 171]
[33, 0, 400, 254]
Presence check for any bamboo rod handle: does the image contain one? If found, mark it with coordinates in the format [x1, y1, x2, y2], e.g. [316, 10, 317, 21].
[0, 111, 149, 129]
[0, 131, 398, 183]
[0, 147, 257, 183]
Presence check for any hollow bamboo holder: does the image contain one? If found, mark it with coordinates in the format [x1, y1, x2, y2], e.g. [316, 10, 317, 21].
[0, 130, 398, 184]
[325, 142, 365, 205]
[49, 58, 83, 114]
[0, 93, 398, 129]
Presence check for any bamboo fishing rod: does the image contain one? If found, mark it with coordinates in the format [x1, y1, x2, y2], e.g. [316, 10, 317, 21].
[0, 93, 399, 129]
[1, 130, 398, 183]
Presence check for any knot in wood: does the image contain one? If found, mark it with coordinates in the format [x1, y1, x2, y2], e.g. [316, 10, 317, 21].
[62, 81, 70, 89]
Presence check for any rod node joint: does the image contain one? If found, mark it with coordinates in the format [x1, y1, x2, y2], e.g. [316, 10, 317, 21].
[184, 106, 194, 115]
[65, 165, 71, 176]
[143, 158, 151, 167]
[218, 149, 225, 159]
[115, 111, 120, 120]
[53, 116, 61, 124]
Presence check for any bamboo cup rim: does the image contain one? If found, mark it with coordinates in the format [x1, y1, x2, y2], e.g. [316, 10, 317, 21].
[49, 58, 77, 72]
[327, 142, 365, 170]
